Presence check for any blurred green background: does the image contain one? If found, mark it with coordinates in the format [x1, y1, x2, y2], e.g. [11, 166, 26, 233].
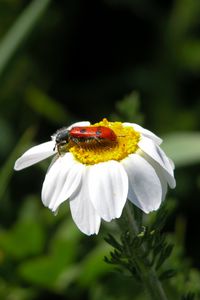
[0, 0, 200, 299]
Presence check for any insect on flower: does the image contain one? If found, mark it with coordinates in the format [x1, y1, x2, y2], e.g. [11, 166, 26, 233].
[55, 125, 117, 153]
[14, 119, 176, 235]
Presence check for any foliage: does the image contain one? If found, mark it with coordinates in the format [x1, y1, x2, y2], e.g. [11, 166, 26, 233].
[105, 206, 174, 280]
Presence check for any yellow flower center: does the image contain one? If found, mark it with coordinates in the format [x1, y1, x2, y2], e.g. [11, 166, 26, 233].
[68, 119, 140, 165]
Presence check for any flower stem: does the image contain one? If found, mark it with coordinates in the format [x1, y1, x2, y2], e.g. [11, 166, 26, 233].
[124, 202, 168, 300]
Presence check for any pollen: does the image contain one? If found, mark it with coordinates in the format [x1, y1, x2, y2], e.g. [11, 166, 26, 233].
[68, 119, 140, 165]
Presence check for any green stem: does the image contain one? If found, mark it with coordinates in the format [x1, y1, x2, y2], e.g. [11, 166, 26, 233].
[124, 202, 168, 300]
[0, 0, 51, 77]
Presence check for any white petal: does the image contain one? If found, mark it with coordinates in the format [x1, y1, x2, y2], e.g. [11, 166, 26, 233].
[88, 161, 128, 222]
[155, 167, 168, 202]
[138, 136, 176, 188]
[122, 154, 162, 213]
[123, 122, 162, 145]
[168, 157, 175, 170]
[67, 121, 90, 130]
[143, 153, 168, 201]
[70, 168, 101, 235]
[14, 141, 56, 171]
[42, 153, 83, 211]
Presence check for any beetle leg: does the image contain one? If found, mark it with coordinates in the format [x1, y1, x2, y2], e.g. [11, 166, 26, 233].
[56, 140, 67, 155]
[93, 137, 101, 144]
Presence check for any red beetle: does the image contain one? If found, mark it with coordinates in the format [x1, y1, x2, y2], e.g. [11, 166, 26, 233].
[55, 126, 117, 150]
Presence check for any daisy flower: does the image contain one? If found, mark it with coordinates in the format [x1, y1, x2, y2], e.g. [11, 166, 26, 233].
[14, 119, 175, 235]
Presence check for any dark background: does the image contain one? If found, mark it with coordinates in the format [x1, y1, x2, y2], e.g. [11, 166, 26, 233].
[0, 0, 200, 299]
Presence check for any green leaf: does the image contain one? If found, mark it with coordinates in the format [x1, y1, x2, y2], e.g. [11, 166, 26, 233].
[25, 86, 71, 125]
[156, 244, 174, 270]
[104, 234, 122, 251]
[49, 219, 81, 265]
[180, 40, 200, 70]
[159, 269, 176, 281]
[162, 132, 200, 167]
[18, 219, 81, 290]
[0, 278, 36, 300]
[0, 0, 51, 77]
[78, 243, 113, 287]
[18, 255, 66, 288]
[111, 91, 144, 124]
[0, 219, 45, 259]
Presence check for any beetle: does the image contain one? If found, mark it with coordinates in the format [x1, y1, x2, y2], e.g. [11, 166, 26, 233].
[54, 126, 117, 152]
